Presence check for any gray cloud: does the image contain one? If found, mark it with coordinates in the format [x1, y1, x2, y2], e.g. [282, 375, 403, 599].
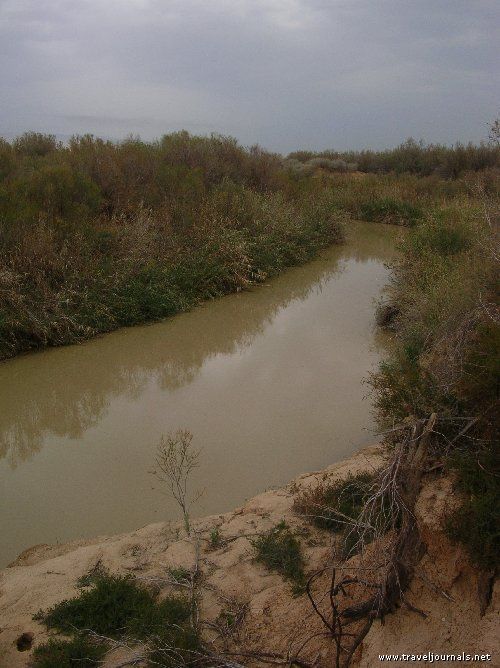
[0, 0, 498, 152]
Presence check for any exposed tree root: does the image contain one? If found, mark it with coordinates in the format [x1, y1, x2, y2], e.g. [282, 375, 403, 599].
[306, 414, 437, 667]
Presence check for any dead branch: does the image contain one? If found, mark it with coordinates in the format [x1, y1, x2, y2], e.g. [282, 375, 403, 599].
[303, 414, 439, 668]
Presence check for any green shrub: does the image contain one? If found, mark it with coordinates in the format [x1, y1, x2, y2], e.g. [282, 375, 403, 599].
[33, 573, 202, 666]
[359, 197, 423, 225]
[167, 566, 191, 584]
[371, 203, 494, 422]
[0, 163, 347, 359]
[459, 322, 500, 410]
[31, 636, 106, 668]
[406, 209, 476, 256]
[147, 627, 202, 667]
[208, 527, 223, 549]
[251, 521, 305, 590]
[35, 574, 191, 640]
[13, 132, 59, 157]
[1, 129, 496, 361]
[446, 449, 500, 570]
[370, 191, 498, 569]
[287, 138, 499, 177]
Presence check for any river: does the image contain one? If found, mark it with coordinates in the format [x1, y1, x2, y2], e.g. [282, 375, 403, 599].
[0, 222, 400, 566]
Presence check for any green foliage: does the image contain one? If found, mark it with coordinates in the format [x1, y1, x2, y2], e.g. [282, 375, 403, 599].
[0, 130, 497, 361]
[459, 322, 500, 410]
[31, 569, 207, 667]
[33, 573, 201, 666]
[167, 566, 191, 583]
[147, 627, 202, 668]
[406, 209, 476, 256]
[446, 449, 500, 570]
[293, 472, 375, 532]
[13, 132, 59, 157]
[208, 527, 223, 549]
[76, 562, 107, 588]
[31, 636, 106, 668]
[370, 191, 499, 569]
[371, 204, 495, 423]
[251, 521, 305, 591]
[359, 197, 423, 225]
[0, 131, 351, 359]
[287, 137, 500, 177]
[35, 573, 191, 640]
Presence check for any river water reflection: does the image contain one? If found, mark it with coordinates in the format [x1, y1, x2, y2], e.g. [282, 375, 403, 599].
[0, 222, 400, 566]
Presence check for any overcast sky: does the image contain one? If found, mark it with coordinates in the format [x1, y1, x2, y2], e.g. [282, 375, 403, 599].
[0, 0, 498, 153]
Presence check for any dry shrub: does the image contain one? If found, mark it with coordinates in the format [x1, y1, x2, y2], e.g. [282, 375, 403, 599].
[293, 472, 376, 533]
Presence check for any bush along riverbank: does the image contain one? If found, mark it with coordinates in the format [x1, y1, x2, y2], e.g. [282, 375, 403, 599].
[312, 190, 500, 663]
[284, 189, 499, 663]
[0, 133, 347, 359]
[371, 196, 499, 569]
[2, 131, 499, 359]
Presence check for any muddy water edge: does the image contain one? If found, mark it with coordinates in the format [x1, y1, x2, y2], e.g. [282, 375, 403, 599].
[0, 222, 400, 566]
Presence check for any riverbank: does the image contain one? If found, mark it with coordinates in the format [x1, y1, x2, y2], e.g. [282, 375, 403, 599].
[1, 443, 497, 667]
[0, 221, 398, 568]
[1, 132, 349, 361]
[2, 131, 497, 362]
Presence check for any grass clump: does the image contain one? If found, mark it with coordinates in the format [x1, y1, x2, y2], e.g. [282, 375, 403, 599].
[293, 472, 375, 532]
[446, 449, 500, 571]
[251, 521, 305, 592]
[167, 566, 191, 584]
[31, 636, 106, 668]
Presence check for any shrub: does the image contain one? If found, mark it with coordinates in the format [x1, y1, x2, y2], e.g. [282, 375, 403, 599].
[286, 138, 500, 177]
[251, 521, 305, 591]
[375, 302, 400, 329]
[293, 472, 375, 532]
[306, 157, 348, 172]
[13, 132, 59, 157]
[370, 190, 499, 568]
[446, 449, 500, 570]
[35, 573, 192, 641]
[359, 197, 423, 225]
[1, 129, 496, 361]
[31, 636, 106, 668]
[33, 573, 202, 666]
[208, 527, 223, 549]
[0, 136, 348, 360]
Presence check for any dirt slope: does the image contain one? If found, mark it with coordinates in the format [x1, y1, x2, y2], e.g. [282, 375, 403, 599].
[0, 444, 497, 667]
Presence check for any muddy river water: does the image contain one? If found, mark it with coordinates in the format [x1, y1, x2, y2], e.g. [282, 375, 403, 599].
[0, 222, 400, 566]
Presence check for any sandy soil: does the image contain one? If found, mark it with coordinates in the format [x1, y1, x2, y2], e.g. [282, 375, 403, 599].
[0, 444, 497, 667]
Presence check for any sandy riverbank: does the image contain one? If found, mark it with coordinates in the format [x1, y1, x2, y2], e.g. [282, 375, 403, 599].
[1, 443, 497, 667]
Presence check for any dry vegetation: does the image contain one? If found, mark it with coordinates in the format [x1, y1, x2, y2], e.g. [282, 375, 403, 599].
[1, 131, 499, 359]
[0, 128, 499, 666]
[0, 131, 347, 359]
[291, 167, 499, 664]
